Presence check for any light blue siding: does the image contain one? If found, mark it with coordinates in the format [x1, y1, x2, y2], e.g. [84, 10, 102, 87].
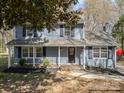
[75, 47, 84, 65]
[85, 46, 115, 69]
[13, 46, 116, 69]
[15, 24, 84, 40]
[73, 24, 84, 39]
[15, 26, 23, 39]
[46, 47, 58, 64]
[14, 47, 21, 63]
[60, 47, 68, 64]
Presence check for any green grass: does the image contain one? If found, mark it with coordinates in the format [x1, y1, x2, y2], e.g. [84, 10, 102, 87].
[0, 57, 55, 92]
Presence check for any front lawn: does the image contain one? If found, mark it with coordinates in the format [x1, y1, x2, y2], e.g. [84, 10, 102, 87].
[0, 57, 55, 93]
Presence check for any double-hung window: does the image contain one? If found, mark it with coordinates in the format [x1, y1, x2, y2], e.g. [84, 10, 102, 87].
[65, 26, 75, 37]
[93, 48, 100, 58]
[22, 47, 28, 57]
[93, 47, 107, 58]
[65, 26, 71, 36]
[22, 47, 43, 58]
[22, 47, 33, 58]
[29, 47, 33, 57]
[36, 47, 43, 57]
[101, 48, 107, 58]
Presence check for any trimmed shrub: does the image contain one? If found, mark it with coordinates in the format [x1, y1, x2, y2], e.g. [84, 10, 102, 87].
[19, 59, 26, 66]
[42, 58, 50, 67]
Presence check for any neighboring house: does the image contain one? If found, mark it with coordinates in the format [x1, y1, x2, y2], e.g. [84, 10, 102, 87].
[7, 21, 117, 69]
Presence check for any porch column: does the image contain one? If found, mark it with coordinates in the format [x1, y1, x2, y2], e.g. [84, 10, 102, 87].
[58, 46, 60, 67]
[33, 47, 35, 67]
[8, 46, 11, 68]
[83, 46, 86, 69]
[114, 47, 116, 68]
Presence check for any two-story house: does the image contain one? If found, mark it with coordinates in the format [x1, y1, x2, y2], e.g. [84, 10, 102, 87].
[7, 21, 117, 69]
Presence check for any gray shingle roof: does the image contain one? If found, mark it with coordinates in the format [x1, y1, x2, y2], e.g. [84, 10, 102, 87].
[7, 31, 117, 46]
[85, 31, 117, 46]
[7, 38, 86, 46]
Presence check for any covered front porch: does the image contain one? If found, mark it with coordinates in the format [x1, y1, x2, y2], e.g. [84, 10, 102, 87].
[7, 46, 86, 69]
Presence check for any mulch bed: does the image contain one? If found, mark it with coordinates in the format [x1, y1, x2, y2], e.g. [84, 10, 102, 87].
[3, 66, 46, 74]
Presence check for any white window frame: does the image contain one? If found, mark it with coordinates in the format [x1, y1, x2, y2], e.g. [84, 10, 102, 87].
[93, 47, 100, 58]
[93, 47, 108, 59]
[101, 47, 108, 58]
[22, 47, 34, 58]
[35, 47, 43, 58]
[22, 47, 29, 58]
[65, 26, 71, 37]
[22, 47, 43, 58]
[26, 29, 34, 38]
[64, 26, 75, 37]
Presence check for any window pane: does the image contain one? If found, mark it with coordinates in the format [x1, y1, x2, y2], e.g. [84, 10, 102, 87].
[65, 26, 70, 36]
[27, 30, 33, 36]
[101, 48, 107, 58]
[94, 48, 99, 52]
[36, 47, 43, 57]
[101, 53, 107, 58]
[29, 47, 33, 57]
[23, 48, 28, 57]
[94, 53, 100, 58]
[101, 48, 107, 52]
[93, 48, 100, 58]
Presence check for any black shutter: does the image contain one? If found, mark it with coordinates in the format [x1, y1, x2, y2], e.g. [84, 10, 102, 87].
[18, 47, 21, 58]
[108, 47, 113, 59]
[43, 47, 46, 57]
[34, 28, 38, 37]
[88, 47, 93, 59]
[60, 25, 63, 37]
[23, 27, 26, 37]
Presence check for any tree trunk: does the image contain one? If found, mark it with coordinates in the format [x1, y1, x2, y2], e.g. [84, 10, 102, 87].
[1, 32, 4, 63]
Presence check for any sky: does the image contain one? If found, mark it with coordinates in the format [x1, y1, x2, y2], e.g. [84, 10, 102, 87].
[74, 0, 84, 10]
[74, 0, 115, 10]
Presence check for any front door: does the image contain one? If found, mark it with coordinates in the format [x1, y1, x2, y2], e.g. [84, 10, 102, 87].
[68, 47, 75, 63]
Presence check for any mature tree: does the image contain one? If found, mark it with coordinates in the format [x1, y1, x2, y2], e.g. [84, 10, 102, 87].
[0, 0, 80, 62]
[0, 0, 80, 31]
[82, 0, 118, 33]
[112, 15, 124, 50]
[115, 0, 124, 15]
